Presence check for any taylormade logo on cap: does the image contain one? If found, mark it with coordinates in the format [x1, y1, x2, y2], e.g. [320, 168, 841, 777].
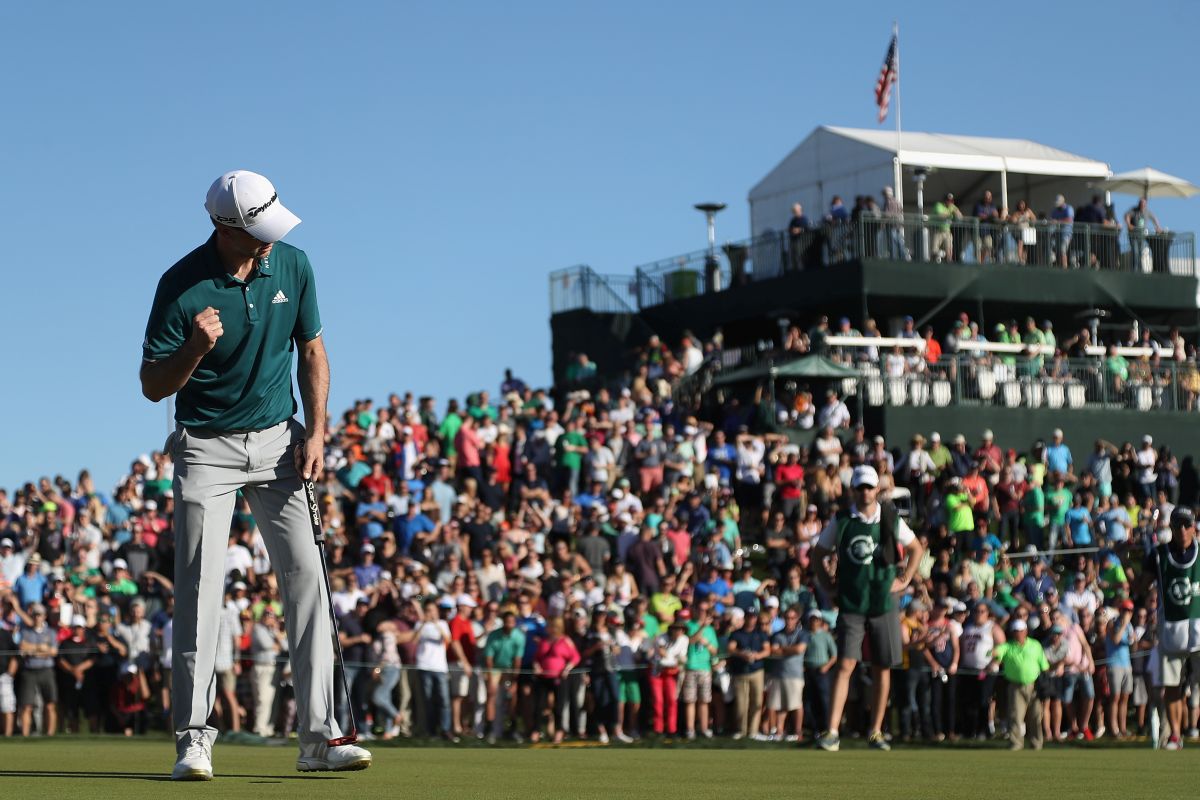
[205, 170, 301, 244]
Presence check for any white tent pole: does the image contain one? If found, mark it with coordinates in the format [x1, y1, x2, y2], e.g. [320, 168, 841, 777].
[892, 20, 904, 209]
[1000, 167, 1009, 214]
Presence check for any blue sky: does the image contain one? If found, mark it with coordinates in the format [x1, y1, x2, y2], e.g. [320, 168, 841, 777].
[2, 1, 1198, 493]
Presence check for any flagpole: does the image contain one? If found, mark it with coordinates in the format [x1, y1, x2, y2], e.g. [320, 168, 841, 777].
[892, 20, 904, 210]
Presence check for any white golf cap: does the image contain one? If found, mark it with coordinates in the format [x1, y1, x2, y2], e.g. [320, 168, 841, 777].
[457, 594, 477, 608]
[1010, 619, 1027, 632]
[71, 615, 88, 627]
[851, 465, 879, 488]
[112, 558, 128, 570]
[765, 596, 780, 608]
[205, 170, 301, 243]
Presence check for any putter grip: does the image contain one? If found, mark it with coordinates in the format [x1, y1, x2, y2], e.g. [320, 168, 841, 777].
[304, 480, 325, 544]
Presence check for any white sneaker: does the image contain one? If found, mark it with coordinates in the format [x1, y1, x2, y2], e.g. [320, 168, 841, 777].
[615, 732, 634, 743]
[296, 741, 373, 772]
[731, 733, 745, 741]
[598, 732, 609, 744]
[172, 738, 213, 781]
[784, 734, 800, 743]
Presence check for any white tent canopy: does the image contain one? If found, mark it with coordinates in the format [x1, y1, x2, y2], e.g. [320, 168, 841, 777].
[749, 126, 1112, 239]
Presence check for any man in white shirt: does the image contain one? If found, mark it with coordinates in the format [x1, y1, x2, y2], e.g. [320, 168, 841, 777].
[224, 535, 254, 582]
[1136, 436, 1158, 500]
[415, 598, 470, 741]
[816, 391, 852, 431]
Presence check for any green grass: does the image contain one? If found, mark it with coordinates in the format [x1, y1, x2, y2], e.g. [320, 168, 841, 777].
[0, 736, 1192, 799]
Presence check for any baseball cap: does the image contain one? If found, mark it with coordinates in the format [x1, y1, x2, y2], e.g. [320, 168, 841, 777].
[28, 603, 45, 615]
[851, 465, 879, 488]
[764, 596, 780, 609]
[677, 608, 693, 620]
[1143, 435, 1154, 445]
[205, 170, 301, 243]
[1052, 428, 1064, 438]
[982, 429, 993, 440]
[457, 594, 477, 608]
[437, 596, 456, 609]
[1120, 599, 1135, 612]
[1010, 619, 1027, 632]
[71, 615, 88, 628]
[112, 558, 128, 570]
[1171, 506, 1196, 530]
[0, 538, 12, 549]
[930, 432, 941, 443]
[361, 543, 376, 554]
[806, 609, 824, 621]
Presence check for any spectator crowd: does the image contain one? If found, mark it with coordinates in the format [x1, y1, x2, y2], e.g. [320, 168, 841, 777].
[2, 346, 1198, 750]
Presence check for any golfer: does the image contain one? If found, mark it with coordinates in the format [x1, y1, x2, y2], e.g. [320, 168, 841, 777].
[810, 465, 924, 751]
[141, 170, 370, 779]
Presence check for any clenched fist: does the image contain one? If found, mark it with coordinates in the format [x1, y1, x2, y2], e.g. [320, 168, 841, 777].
[188, 307, 224, 354]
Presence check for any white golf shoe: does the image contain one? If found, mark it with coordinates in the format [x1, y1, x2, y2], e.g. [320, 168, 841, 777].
[296, 741, 373, 772]
[172, 738, 214, 781]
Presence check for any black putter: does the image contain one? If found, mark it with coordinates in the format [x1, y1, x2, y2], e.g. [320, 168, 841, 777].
[303, 477, 359, 746]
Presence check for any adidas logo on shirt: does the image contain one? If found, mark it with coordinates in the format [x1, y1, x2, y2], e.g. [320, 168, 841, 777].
[271, 290, 289, 304]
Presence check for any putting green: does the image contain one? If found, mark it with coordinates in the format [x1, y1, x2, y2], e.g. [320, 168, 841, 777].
[0, 736, 1190, 799]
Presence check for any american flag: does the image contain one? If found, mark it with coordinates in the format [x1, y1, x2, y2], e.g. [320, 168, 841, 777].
[874, 34, 898, 123]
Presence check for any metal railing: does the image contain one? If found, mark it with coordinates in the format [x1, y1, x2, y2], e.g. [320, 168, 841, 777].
[822, 355, 1200, 414]
[549, 265, 638, 314]
[553, 218, 1197, 315]
[852, 215, 1195, 274]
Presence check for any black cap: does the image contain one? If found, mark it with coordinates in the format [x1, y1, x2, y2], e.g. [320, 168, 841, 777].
[1171, 507, 1196, 530]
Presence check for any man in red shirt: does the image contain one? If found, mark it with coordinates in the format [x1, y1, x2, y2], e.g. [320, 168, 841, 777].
[962, 461, 990, 517]
[454, 415, 483, 485]
[973, 430, 1003, 481]
[360, 462, 391, 499]
[448, 596, 479, 738]
[774, 449, 805, 522]
[922, 326, 943, 370]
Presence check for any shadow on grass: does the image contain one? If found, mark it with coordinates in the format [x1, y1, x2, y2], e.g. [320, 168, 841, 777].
[0, 770, 344, 782]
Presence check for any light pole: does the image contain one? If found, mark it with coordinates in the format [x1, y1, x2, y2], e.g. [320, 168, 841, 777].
[912, 167, 929, 262]
[695, 202, 726, 293]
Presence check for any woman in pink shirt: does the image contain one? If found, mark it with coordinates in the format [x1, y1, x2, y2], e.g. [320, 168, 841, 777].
[533, 616, 581, 743]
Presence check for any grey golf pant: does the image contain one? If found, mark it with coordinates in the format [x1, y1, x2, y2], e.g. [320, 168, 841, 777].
[170, 418, 342, 752]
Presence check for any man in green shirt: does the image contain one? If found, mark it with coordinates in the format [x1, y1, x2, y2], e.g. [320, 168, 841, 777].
[1045, 473, 1072, 554]
[944, 478, 975, 543]
[1021, 481, 1046, 549]
[682, 603, 719, 739]
[931, 193, 963, 262]
[928, 432, 952, 475]
[140, 171, 368, 779]
[811, 466, 924, 751]
[483, 611, 526, 742]
[991, 619, 1049, 750]
[555, 417, 588, 496]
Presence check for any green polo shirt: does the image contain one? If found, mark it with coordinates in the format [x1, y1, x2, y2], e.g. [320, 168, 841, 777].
[993, 638, 1048, 686]
[482, 627, 525, 669]
[143, 234, 322, 432]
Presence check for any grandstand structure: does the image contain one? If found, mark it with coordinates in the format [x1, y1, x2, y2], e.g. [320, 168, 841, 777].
[550, 126, 1200, 451]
